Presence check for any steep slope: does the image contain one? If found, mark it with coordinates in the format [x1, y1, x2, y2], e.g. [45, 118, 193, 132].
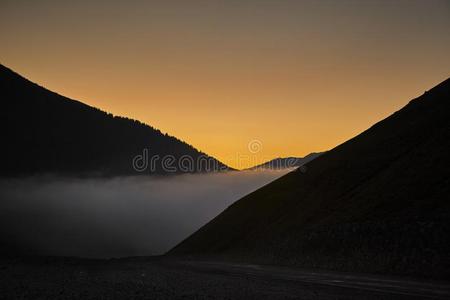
[170, 78, 450, 278]
[0, 64, 230, 176]
[246, 152, 323, 170]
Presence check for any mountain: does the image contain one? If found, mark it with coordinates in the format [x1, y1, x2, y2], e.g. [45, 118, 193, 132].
[246, 153, 323, 170]
[0, 64, 230, 176]
[169, 78, 450, 279]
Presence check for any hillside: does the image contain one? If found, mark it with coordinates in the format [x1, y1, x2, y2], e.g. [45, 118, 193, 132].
[170, 78, 450, 279]
[246, 153, 323, 170]
[0, 64, 230, 176]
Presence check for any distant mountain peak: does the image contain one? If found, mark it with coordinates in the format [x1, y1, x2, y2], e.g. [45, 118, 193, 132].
[246, 152, 323, 170]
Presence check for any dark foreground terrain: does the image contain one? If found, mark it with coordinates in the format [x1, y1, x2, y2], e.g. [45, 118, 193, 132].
[170, 78, 450, 279]
[1, 257, 449, 300]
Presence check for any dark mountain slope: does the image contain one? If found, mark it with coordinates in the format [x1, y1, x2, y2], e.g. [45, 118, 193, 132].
[170, 78, 450, 278]
[0, 64, 229, 176]
[246, 152, 323, 170]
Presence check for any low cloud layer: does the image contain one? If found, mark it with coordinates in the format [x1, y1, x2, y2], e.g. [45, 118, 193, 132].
[0, 170, 290, 258]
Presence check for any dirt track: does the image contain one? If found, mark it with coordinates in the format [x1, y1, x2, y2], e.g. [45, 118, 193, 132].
[1, 257, 449, 299]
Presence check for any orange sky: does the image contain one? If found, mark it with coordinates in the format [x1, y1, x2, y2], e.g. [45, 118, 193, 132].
[1, 0, 449, 169]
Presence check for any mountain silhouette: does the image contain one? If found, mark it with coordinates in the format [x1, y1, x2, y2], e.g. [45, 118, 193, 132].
[0, 64, 230, 176]
[246, 153, 323, 170]
[170, 78, 450, 279]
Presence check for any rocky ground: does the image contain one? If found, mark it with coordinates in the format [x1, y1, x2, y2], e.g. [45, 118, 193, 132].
[1, 257, 449, 300]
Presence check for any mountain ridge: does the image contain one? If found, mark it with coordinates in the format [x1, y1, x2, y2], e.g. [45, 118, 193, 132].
[246, 152, 323, 170]
[169, 78, 450, 279]
[1, 64, 231, 176]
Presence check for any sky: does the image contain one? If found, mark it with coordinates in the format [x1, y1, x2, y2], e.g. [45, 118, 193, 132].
[1, 0, 449, 169]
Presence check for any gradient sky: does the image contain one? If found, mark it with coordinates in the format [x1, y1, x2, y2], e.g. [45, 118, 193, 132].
[1, 0, 449, 169]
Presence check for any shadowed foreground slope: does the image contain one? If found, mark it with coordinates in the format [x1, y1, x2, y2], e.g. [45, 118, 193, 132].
[170, 78, 450, 279]
[0, 64, 229, 176]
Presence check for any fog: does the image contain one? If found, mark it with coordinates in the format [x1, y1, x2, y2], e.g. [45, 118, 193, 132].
[0, 170, 290, 258]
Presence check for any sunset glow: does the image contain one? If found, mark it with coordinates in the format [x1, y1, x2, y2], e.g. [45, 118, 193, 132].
[2, 0, 449, 168]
